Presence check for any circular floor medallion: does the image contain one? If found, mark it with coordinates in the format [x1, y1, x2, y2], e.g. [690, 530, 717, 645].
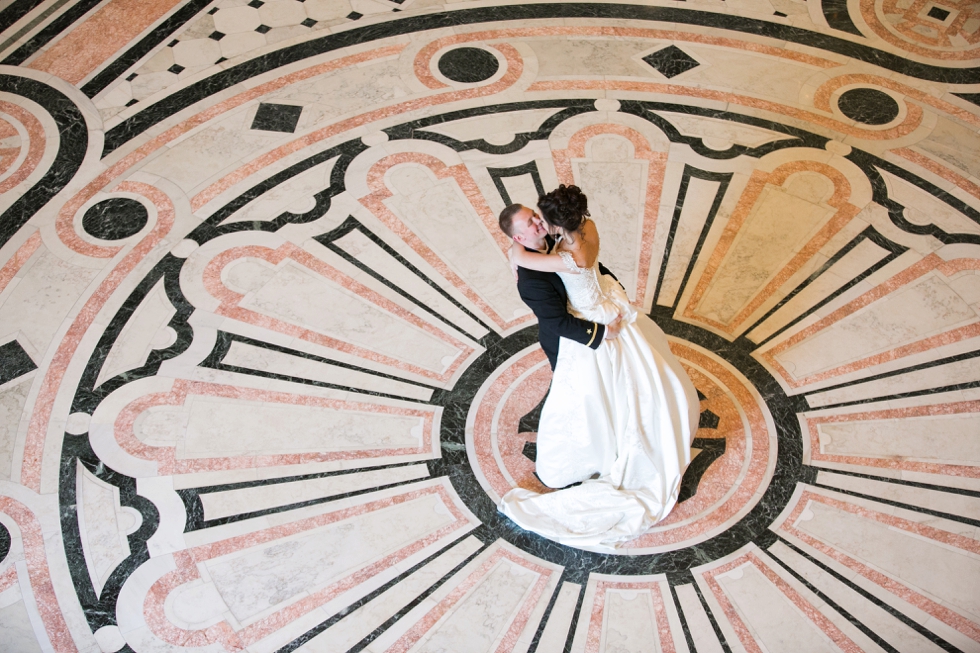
[437, 47, 500, 83]
[82, 197, 149, 240]
[837, 88, 900, 125]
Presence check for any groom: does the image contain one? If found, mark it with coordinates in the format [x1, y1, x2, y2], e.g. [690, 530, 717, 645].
[498, 203, 621, 370]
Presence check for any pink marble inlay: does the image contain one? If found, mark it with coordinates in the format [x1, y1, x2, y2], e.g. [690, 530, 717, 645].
[780, 490, 980, 641]
[551, 123, 666, 309]
[701, 551, 863, 653]
[144, 484, 471, 649]
[584, 579, 676, 653]
[0, 231, 42, 293]
[493, 362, 552, 494]
[0, 101, 45, 194]
[859, 0, 980, 59]
[23, 182, 175, 492]
[386, 546, 554, 653]
[0, 564, 17, 594]
[760, 254, 980, 389]
[113, 379, 437, 475]
[682, 161, 860, 336]
[0, 497, 75, 653]
[895, 147, 980, 202]
[526, 80, 924, 141]
[200, 242, 473, 381]
[807, 400, 980, 477]
[360, 151, 532, 331]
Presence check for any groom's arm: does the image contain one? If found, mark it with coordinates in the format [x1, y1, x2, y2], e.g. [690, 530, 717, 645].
[518, 275, 604, 350]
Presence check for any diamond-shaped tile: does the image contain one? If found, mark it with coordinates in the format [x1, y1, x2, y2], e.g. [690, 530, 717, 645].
[209, 30, 225, 40]
[125, 72, 138, 81]
[255, 24, 271, 33]
[928, 5, 951, 20]
[0, 340, 36, 385]
[699, 409, 720, 430]
[522, 441, 537, 462]
[642, 45, 700, 79]
[125, 98, 139, 107]
[208, 6, 218, 14]
[168, 39, 179, 47]
[347, 11, 363, 20]
[216, 56, 228, 64]
[301, 17, 317, 27]
[251, 102, 303, 133]
[168, 63, 185, 74]
[248, 0, 264, 7]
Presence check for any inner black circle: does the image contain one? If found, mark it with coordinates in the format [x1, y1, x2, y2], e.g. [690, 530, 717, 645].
[437, 47, 500, 84]
[837, 88, 900, 125]
[434, 311, 806, 580]
[0, 522, 9, 566]
[82, 198, 148, 240]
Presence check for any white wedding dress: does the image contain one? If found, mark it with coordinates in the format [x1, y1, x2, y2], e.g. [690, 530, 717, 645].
[499, 249, 700, 550]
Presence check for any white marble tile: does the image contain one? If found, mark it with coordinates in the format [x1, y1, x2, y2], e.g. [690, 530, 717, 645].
[0, 591, 44, 653]
[534, 582, 581, 653]
[220, 340, 435, 401]
[0, 376, 31, 481]
[674, 584, 724, 653]
[95, 278, 176, 387]
[199, 463, 430, 520]
[76, 462, 135, 597]
[298, 536, 484, 652]
[815, 472, 980, 522]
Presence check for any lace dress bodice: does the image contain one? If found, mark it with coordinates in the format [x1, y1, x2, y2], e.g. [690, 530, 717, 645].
[557, 250, 636, 325]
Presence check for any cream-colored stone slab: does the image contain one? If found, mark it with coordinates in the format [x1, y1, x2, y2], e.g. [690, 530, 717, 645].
[573, 134, 649, 299]
[674, 584, 724, 653]
[880, 168, 980, 237]
[220, 157, 336, 225]
[816, 472, 980, 522]
[205, 491, 457, 624]
[0, 594, 44, 653]
[775, 273, 980, 380]
[655, 111, 789, 149]
[298, 536, 484, 652]
[0, 246, 97, 358]
[234, 258, 461, 372]
[716, 562, 840, 653]
[499, 173, 541, 214]
[76, 462, 135, 597]
[200, 463, 430, 520]
[529, 38, 656, 77]
[816, 412, 980, 467]
[413, 557, 539, 653]
[138, 393, 427, 459]
[221, 340, 434, 401]
[384, 164, 526, 320]
[796, 499, 980, 623]
[330, 228, 488, 339]
[601, 588, 662, 653]
[657, 174, 724, 308]
[0, 376, 30, 480]
[95, 278, 176, 387]
[535, 581, 581, 653]
[747, 236, 891, 344]
[695, 173, 835, 325]
[913, 116, 980, 182]
[807, 354, 980, 410]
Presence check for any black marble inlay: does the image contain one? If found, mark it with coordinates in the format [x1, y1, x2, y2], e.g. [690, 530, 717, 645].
[0, 521, 9, 565]
[488, 162, 546, 206]
[927, 6, 950, 20]
[255, 23, 271, 34]
[698, 408, 720, 430]
[437, 47, 499, 83]
[821, 0, 864, 35]
[168, 39, 178, 47]
[248, 0, 263, 7]
[774, 10, 787, 17]
[125, 72, 138, 81]
[301, 17, 317, 27]
[208, 6, 218, 14]
[0, 0, 101, 66]
[642, 45, 700, 78]
[347, 11, 362, 19]
[82, 198, 148, 240]
[0, 339, 36, 384]
[125, 98, 138, 107]
[522, 441, 537, 462]
[518, 392, 547, 433]
[168, 63, 185, 74]
[837, 88, 900, 125]
[677, 437, 726, 503]
[251, 102, 303, 133]
[209, 30, 225, 41]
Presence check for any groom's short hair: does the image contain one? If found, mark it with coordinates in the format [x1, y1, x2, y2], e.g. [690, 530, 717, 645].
[498, 204, 524, 237]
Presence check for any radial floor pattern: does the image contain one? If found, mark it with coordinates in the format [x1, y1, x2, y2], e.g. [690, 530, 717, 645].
[1, 0, 979, 651]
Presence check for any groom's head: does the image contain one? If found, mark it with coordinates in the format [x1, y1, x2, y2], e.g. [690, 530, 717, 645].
[499, 204, 548, 250]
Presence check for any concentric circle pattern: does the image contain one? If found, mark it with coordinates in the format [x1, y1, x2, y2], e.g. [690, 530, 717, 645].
[0, 1, 979, 652]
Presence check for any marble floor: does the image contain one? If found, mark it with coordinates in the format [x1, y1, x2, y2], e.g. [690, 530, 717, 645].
[0, 0, 979, 651]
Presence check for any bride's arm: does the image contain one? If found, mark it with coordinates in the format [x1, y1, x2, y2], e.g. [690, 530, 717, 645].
[509, 242, 581, 273]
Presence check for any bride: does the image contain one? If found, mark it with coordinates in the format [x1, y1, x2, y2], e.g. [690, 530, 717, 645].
[499, 184, 700, 550]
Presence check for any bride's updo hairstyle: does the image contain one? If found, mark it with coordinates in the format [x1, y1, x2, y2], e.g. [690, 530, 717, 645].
[538, 184, 590, 233]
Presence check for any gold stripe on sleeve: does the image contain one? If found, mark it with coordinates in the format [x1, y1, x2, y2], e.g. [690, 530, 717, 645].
[585, 323, 598, 347]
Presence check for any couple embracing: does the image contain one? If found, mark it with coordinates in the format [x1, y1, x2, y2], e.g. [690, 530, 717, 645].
[496, 185, 700, 551]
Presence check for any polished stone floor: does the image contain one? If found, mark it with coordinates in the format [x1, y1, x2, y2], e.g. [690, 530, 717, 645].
[1, 0, 979, 651]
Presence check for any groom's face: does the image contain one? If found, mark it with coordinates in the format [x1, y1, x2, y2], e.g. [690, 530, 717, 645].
[510, 206, 548, 248]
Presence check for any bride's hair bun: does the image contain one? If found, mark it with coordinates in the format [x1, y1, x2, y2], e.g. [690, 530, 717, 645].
[538, 184, 589, 232]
